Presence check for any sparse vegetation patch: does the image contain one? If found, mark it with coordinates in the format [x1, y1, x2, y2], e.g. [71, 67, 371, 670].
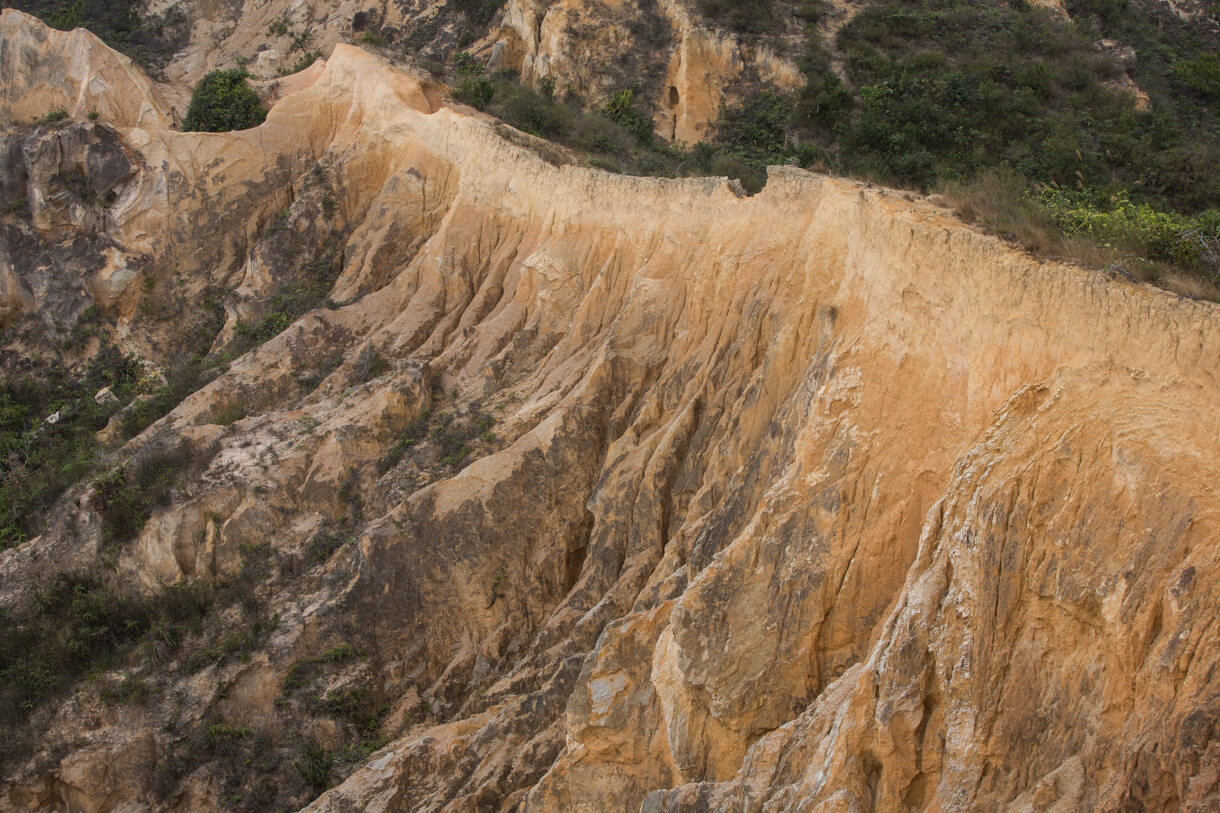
[0, 344, 140, 548]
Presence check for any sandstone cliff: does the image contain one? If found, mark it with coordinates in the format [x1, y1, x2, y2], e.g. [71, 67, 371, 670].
[2, 10, 1219, 812]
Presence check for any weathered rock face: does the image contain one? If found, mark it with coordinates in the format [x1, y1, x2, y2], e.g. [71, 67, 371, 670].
[2, 10, 1220, 813]
[0, 121, 141, 328]
[490, 0, 803, 142]
[141, 0, 804, 141]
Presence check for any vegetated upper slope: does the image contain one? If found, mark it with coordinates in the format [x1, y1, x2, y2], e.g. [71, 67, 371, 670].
[679, 0, 1220, 292]
[2, 11, 1220, 812]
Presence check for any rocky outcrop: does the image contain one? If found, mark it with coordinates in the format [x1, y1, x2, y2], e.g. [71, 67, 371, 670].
[489, 0, 803, 141]
[2, 10, 1220, 813]
[0, 120, 143, 328]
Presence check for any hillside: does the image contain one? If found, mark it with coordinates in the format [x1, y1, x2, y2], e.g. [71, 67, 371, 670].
[1, 5, 1220, 813]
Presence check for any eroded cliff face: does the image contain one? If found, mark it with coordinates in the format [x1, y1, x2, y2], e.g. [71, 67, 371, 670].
[489, 0, 804, 142]
[2, 10, 1219, 812]
[137, 0, 804, 142]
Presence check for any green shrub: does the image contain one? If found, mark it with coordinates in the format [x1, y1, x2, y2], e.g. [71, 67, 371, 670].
[570, 113, 636, 158]
[45, 0, 83, 29]
[182, 69, 266, 132]
[338, 738, 383, 762]
[211, 400, 248, 426]
[378, 413, 430, 472]
[453, 76, 495, 109]
[90, 442, 197, 548]
[281, 643, 366, 696]
[304, 528, 350, 566]
[319, 685, 383, 730]
[714, 91, 792, 164]
[287, 52, 319, 74]
[122, 362, 201, 436]
[1034, 189, 1220, 270]
[216, 614, 278, 661]
[795, 72, 853, 130]
[453, 51, 484, 76]
[101, 673, 151, 704]
[36, 108, 69, 125]
[204, 723, 251, 752]
[232, 279, 328, 352]
[293, 740, 333, 790]
[496, 81, 573, 138]
[317, 643, 365, 663]
[603, 88, 654, 144]
[711, 153, 766, 194]
[1171, 53, 1220, 100]
[118, 293, 225, 439]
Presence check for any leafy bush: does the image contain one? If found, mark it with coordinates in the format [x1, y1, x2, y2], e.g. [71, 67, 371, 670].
[294, 740, 333, 790]
[795, 72, 854, 130]
[453, 76, 495, 109]
[211, 400, 248, 426]
[714, 91, 792, 163]
[1034, 189, 1220, 271]
[378, 413, 431, 472]
[317, 643, 365, 663]
[304, 528, 350, 566]
[1171, 53, 1220, 100]
[36, 108, 69, 125]
[496, 80, 574, 137]
[121, 361, 200, 436]
[90, 442, 199, 548]
[286, 52, 319, 75]
[118, 292, 226, 438]
[813, 0, 1220, 207]
[603, 88, 654, 144]
[318, 685, 384, 730]
[182, 69, 266, 132]
[570, 113, 637, 158]
[281, 643, 366, 695]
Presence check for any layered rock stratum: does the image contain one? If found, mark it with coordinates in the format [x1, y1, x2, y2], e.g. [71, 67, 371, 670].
[2, 9, 1219, 812]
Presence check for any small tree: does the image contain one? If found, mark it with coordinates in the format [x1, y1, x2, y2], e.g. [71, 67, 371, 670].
[182, 69, 266, 132]
[602, 88, 653, 144]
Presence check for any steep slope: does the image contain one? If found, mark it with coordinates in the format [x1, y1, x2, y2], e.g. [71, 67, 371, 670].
[2, 10, 1219, 812]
